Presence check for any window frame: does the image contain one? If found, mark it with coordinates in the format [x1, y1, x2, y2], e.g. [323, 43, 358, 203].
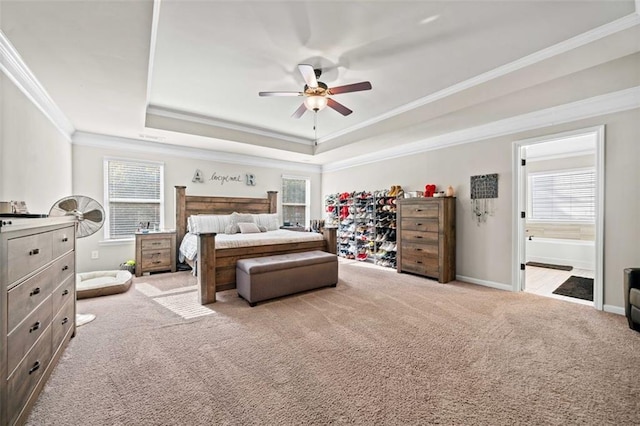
[527, 166, 595, 224]
[103, 157, 165, 241]
[281, 174, 310, 227]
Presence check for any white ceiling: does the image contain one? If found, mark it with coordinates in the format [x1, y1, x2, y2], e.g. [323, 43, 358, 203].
[2, 0, 638, 167]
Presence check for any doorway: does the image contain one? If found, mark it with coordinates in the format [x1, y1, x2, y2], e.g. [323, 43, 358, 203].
[512, 126, 604, 309]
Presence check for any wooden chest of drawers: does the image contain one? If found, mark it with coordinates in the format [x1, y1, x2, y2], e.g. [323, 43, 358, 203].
[397, 197, 456, 283]
[135, 231, 176, 277]
[0, 216, 76, 425]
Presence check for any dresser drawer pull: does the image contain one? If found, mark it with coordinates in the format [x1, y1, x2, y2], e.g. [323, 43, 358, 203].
[415, 235, 423, 239]
[415, 248, 423, 251]
[29, 248, 40, 256]
[28, 361, 41, 375]
[152, 260, 162, 264]
[151, 242, 162, 246]
[416, 223, 422, 226]
[62, 289, 69, 296]
[62, 237, 69, 242]
[29, 321, 41, 333]
[414, 209, 423, 212]
[61, 317, 69, 325]
[30, 287, 41, 296]
[62, 265, 69, 271]
[416, 261, 423, 264]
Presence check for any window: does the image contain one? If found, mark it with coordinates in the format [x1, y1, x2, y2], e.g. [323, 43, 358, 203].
[104, 158, 164, 239]
[282, 176, 310, 227]
[528, 168, 595, 222]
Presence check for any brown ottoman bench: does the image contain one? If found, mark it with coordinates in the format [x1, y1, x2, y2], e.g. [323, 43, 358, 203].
[236, 250, 338, 306]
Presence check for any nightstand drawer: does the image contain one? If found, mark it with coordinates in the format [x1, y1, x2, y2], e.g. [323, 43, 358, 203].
[141, 238, 172, 250]
[141, 248, 171, 269]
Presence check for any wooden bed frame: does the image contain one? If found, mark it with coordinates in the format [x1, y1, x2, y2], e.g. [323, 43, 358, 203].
[175, 186, 337, 305]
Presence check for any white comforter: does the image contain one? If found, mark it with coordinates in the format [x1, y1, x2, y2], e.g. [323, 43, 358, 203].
[179, 229, 325, 262]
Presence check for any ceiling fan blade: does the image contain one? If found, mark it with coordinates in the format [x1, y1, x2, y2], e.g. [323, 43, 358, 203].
[328, 81, 372, 95]
[259, 91, 303, 97]
[291, 103, 307, 119]
[327, 98, 353, 116]
[298, 64, 318, 88]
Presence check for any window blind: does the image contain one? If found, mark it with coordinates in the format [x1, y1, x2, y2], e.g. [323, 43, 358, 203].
[529, 169, 595, 222]
[282, 177, 309, 226]
[105, 159, 163, 239]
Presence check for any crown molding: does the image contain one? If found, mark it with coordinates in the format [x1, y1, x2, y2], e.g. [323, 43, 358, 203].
[0, 30, 75, 141]
[146, 105, 313, 146]
[322, 86, 640, 172]
[318, 12, 640, 145]
[72, 131, 322, 173]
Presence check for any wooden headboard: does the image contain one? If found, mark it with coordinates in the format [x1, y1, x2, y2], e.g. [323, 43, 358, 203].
[174, 186, 278, 248]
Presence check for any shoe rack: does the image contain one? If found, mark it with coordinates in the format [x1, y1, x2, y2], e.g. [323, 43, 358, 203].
[324, 188, 400, 268]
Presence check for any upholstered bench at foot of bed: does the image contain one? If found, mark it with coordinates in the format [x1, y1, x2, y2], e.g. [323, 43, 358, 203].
[236, 250, 338, 307]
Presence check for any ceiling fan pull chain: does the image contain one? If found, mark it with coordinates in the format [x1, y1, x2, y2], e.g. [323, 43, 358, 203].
[314, 112, 318, 146]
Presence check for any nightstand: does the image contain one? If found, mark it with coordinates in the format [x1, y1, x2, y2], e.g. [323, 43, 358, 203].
[135, 230, 177, 277]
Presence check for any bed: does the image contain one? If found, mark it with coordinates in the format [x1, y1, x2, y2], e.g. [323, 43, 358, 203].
[175, 186, 337, 304]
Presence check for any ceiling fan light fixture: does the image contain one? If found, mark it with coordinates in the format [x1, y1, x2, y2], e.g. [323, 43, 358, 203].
[304, 95, 328, 111]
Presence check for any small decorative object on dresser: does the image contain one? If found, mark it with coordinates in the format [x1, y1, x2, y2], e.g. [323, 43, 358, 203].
[135, 230, 177, 277]
[396, 197, 456, 283]
[0, 216, 77, 425]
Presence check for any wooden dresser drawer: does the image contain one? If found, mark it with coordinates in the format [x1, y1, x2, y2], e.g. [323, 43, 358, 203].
[7, 232, 53, 285]
[7, 295, 53, 376]
[52, 251, 75, 288]
[52, 226, 75, 259]
[401, 218, 439, 233]
[52, 274, 75, 316]
[401, 241, 438, 257]
[400, 203, 439, 219]
[141, 248, 171, 269]
[141, 238, 172, 250]
[7, 268, 54, 332]
[7, 325, 53, 426]
[52, 297, 74, 352]
[401, 230, 438, 244]
[401, 253, 439, 278]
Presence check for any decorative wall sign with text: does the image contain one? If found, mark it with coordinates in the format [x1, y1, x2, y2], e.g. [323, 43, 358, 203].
[192, 169, 256, 186]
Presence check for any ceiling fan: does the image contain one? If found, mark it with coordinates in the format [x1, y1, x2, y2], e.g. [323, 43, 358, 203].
[259, 64, 372, 118]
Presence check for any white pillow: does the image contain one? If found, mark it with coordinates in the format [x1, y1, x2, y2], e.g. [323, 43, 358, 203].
[225, 212, 256, 234]
[238, 222, 261, 234]
[188, 214, 231, 234]
[253, 213, 280, 231]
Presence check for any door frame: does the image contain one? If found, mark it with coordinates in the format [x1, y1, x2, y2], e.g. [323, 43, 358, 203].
[511, 125, 604, 310]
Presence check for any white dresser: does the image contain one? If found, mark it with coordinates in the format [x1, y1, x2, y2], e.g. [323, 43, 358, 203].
[0, 216, 76, 425]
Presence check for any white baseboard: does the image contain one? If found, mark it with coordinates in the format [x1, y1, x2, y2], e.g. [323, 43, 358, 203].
[456, 275, 513, 291]
[603, 304, 624, 316]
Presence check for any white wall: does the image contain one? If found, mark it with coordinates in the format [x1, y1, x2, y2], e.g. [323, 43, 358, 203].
[71, 138, 322, 273]
[322, 108, 640, 309]
[0, 72, 72, 213]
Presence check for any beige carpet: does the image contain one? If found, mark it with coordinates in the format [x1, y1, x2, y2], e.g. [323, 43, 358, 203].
[27, 260, 639, 425]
